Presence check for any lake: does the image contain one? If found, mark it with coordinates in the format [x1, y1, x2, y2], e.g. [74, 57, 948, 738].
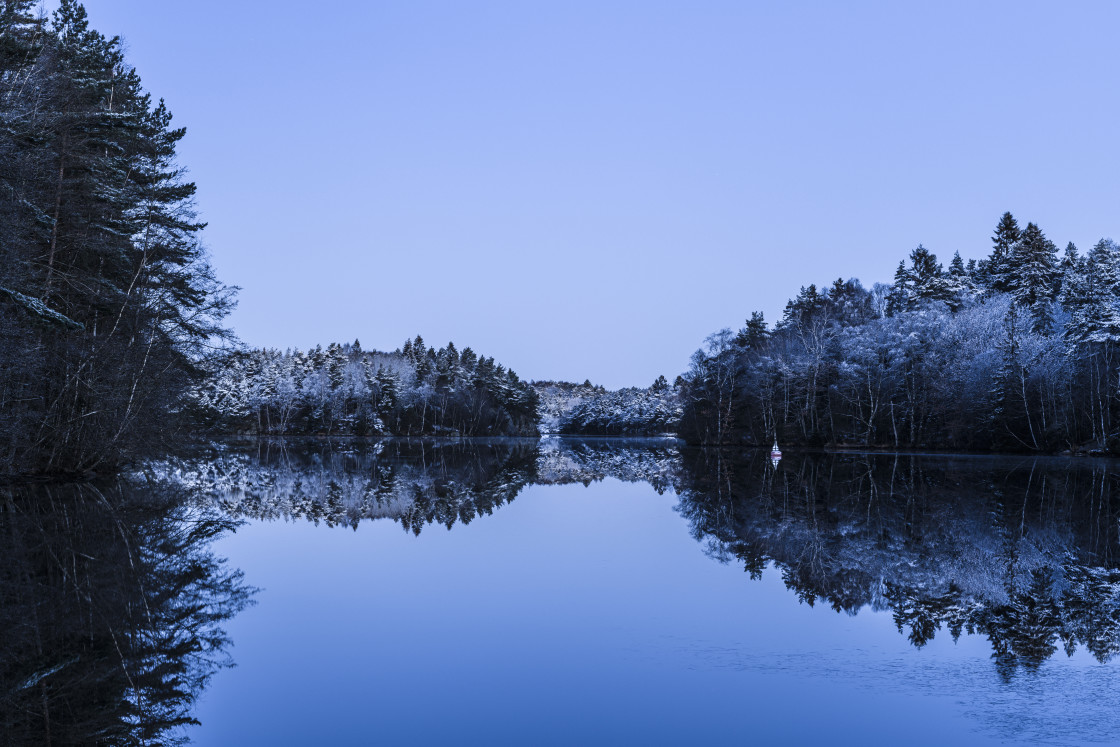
[3, 439, 1119, 745]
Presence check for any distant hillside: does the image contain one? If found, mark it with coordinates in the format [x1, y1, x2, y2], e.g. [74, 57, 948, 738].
[534, 377, 682, 436]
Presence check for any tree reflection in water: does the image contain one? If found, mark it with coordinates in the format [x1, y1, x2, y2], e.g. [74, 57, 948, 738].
[171, 437, 685, 534]
[173, 439, 1120, 673]
[170, 438, 545, 534]
[173, 438, 1120, 674]
[9, 439, 1117, 744]
[676, 450, 1120, 676]
[0, 476, 254, 746]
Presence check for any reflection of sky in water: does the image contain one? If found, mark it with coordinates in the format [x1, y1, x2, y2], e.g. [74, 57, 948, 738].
[191, 479, 1119, 746]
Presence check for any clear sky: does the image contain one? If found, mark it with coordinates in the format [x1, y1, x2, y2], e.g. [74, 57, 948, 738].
[79, 1, 1120, 389]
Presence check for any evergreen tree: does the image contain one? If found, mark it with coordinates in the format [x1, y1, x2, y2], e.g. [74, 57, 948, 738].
[1065, 239, 1120, 345]
[326, 342, 346, 388]
[983, 212, 1022, 292]
[459, 346, 477, 371]
[779, 284, 826, 328]
[887, 246, 954, 314]
[826, 278, 875, 325]
[0, 1, 233, 474]
[885, 261, 911, 316]
[374, 366, 399, 419]
[945, 251, 976, 309]
[948, 251, 966, 277]
[909, 245, 954, 306]
[1009, 223, 1058, 335]
[734, 311, 768, 348]
[1058, 242, 1087, 310]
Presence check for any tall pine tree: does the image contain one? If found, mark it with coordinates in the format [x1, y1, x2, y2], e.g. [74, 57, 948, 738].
[981, 211, 1022, 293]
[1009, 222, 1058, 334]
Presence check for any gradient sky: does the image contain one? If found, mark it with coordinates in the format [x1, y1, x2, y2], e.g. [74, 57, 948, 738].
[79, 1, 1120, 389]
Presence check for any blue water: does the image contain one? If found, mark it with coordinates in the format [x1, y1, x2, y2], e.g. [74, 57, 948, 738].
[189, 475, 1119, 746]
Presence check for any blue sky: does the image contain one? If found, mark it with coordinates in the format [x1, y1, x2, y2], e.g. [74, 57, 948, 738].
[81, 1, 1120, 388]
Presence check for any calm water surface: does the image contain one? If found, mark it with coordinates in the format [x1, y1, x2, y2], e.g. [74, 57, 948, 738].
[3, 439, 1119, 745]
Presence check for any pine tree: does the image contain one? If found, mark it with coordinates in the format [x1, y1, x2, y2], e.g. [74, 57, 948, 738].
[909, 245, 954, 306]
[1009, 223, 1058, 335]
[948, 251, 966, 277]
[944, 251, 976, 309]
[459, 346, 477, 371]
[778, 284, 826, 329]
[826, 278, 875, 325]
[325, 342, 346, 388]
[886, 246, 953, 314]
[984, 212, 1022, 293]
[1058, 242, 1087, 310]
[415, 348, 433, 381]
[374, 366, 399, 419]
[885, 261, 912, 316]
[1064, 240, 1120, 345]
[734, 311, 768, 348]
[0, 1, 233, 473]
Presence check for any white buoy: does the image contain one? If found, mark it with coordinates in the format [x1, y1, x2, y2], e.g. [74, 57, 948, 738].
[770, 439, 782, 467]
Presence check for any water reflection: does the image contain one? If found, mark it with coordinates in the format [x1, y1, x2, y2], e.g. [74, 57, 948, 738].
[0, 476, 254, 745]
[6, 440, 1119, 744]
[173, 438, 1120, 672]
[676, 450, 1120, 674]
[170, 438, 541, 533]
[170, 438, 682, 533]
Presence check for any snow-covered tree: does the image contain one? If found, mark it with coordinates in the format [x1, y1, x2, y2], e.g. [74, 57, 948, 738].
[979, 211, 1022, 292]
[1009, 222, 1059, 334]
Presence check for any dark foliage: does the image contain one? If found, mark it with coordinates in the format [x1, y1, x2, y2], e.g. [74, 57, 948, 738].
[681, 214, 1120, 453]
[0, 1, 234, 476]
[677, 450, 1120, 670]
[0, 475, 253, 745]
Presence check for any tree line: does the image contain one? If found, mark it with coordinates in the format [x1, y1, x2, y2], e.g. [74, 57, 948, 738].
[3, 1, 1118, 475]
[681, 213, 1120, 453]
[533, 377, 682, 435]
[192, 336, 540, 437]
[0, 2, 233, 476]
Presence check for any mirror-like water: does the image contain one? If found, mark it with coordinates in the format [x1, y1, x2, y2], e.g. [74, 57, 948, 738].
[4, 439, 1119, 745]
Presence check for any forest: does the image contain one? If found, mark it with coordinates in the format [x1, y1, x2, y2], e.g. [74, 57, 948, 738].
[681, 213, 1120, 454]
[192, 336, 540, 437]
[6, 1, 1120, 480]
[0, 2, 233, 476]
[533, 377, 682, 435]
